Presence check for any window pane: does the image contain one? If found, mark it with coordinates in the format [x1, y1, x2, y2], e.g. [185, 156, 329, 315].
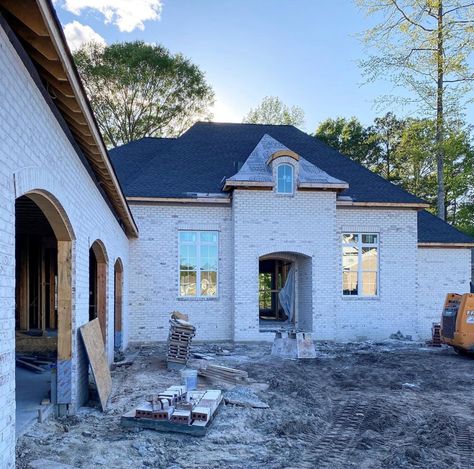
[180, 271, 197, 296]
[342, 246, 358, 271]
[361, 247, 378, 270]
[180, 231, 196, 243]
[201, 271, 217, 296]
[342, 233, 358, 243]
[362, 272, 377, 296]
[277, 164, 293, 193]
[201, 232, 218, 244]
[362, 234, 377, 244]
[343, 272, 358, 295]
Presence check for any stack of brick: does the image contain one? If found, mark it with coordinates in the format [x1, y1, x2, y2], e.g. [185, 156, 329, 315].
[167, 313, 196, 368]
[134, 386, 222, 426]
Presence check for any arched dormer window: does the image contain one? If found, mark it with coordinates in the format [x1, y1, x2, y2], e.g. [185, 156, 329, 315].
[277, 163, 294, 194]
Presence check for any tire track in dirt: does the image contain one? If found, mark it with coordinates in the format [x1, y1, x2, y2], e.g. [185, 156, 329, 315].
[295, 398, 371, 468]
[454, 422, 472, 467]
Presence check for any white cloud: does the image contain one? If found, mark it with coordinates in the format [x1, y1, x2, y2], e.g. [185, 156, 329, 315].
[63, 21, 106, 51]
[60, 0, 163, 33]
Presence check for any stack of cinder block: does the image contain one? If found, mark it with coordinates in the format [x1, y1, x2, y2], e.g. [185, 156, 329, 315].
[167, 311, 196, 369]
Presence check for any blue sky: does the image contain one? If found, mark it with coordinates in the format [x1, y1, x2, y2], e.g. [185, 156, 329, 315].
[55, 0, 472, 133]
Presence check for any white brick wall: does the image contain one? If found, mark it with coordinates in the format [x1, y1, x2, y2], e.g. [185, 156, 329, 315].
[128, 203, 233, 342]
[0, 25, 130, 467]
[233, 189, 338, 341]
[334, 208, 419, 341]
[417, 247, 471, 337]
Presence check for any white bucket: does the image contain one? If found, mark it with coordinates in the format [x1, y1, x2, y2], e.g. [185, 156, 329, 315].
[180, 368, 198, 391]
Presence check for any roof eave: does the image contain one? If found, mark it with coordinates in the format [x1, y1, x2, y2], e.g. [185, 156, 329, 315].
[1, 0, 138, 238]
[418, 242, 474, 248]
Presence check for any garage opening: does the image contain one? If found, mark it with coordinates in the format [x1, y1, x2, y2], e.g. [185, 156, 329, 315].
[259, 252, 313, 333]
[15, 193, 73, 435]
[89, 240, 107, 344]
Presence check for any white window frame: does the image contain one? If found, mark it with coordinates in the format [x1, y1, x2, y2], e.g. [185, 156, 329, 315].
[342, 233, 379, 297]
[276, 163, 294, 194]
[178, 230, 218, 298]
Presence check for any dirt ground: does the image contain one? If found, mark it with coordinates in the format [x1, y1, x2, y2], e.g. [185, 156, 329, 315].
[16, 340, 474, 469]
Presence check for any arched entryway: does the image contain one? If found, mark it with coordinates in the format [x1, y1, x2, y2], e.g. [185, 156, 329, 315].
[114, 258, 123, 351]
[15, 191, 74, 432]
[258, 251, 313, 333]
[89, 240, 108, 344]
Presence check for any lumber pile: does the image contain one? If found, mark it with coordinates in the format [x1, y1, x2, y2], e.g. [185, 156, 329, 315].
[15, 353, 56, 373]
[198, 364, 248, 384]
[167, 312, 196, 369]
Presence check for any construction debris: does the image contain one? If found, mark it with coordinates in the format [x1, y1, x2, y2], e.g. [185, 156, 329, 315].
[167, 313, 196, 370]
[121, 385, 223, 436]
[198, 364, 248, 384]
[15, 354, 56, 373]
[427, 323, 442, 347]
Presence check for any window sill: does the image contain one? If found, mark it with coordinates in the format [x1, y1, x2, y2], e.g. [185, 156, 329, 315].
[177, 296, 220, 301]
[341, 296, 380, 301]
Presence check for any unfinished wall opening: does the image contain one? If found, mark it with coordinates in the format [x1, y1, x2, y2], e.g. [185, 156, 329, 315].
[89, 240, 108, 344]
[15, 192, 73, 435]
[259, 252, 313, 333]
[114, 258, 123, 351]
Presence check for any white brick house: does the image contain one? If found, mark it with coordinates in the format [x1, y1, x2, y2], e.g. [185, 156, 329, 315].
[0, 1, 473, 467]
[111, 125, 474, 345]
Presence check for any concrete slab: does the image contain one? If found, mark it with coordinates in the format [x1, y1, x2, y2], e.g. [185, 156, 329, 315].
[16, 367, 52, 437]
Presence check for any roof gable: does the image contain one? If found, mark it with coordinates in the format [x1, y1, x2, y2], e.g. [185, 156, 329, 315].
[225, 134, 348, 190]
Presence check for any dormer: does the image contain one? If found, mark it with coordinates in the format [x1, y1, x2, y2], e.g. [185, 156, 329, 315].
[223, 134, 348, 193]
[267, 150, 300, 195]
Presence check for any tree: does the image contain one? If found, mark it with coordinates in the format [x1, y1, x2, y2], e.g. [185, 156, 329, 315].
[373, 112, 405, 181]
[243, 96, 305, 127]
[357, 0, 474, 220]
[74, 41, 214, 147]
[315, 117, 380, 168]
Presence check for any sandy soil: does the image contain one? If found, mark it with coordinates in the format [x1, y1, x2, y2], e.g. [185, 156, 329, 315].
[16, 341, 474, 469]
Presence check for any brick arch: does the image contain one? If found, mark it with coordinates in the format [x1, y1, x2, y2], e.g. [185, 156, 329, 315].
[14, 188, 74, 407]
[89, 239, 108, 344]
[258, 248, 313, 259]
[15, 167, 76, 241]
[114, 258, 124, 350]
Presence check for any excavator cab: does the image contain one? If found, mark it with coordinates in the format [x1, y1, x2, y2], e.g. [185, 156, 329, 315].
[440, 293, 474, 354]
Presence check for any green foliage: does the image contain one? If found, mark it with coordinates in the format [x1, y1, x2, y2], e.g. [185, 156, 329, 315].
[243, 96, 305, 127]
[315, 117, 380, 167]
[356, 0, 474, 117]
[73, 41, 214, 147]
[315, 114, 474, 234]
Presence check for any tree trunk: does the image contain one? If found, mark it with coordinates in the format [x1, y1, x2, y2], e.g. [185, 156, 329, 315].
[436, 0, 445, 220]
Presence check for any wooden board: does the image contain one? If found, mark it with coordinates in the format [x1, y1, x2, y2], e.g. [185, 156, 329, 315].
[79, 318, 111, 411]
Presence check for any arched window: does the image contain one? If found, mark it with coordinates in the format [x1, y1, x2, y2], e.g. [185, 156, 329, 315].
[277, 163, 294, 194]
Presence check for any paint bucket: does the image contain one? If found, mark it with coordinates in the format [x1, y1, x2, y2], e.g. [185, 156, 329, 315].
[180, 368, 198, 391]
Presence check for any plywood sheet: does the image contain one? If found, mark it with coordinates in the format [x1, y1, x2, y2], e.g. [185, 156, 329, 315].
[80, 318, 111, 411]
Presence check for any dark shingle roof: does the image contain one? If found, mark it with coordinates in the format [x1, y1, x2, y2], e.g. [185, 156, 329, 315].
[418, 210, 474, 244]
[109, 122, 474, 245]
[110, 122, 425, 203]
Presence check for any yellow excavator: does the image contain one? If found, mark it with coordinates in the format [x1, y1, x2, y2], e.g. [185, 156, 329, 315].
[440, 293, 474, 354]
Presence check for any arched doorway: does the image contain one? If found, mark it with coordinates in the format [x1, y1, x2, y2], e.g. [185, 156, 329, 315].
[114, 258, 123, 351]
[89, 241, 108, 344]
[15, 191, 74, 432]
[258, 252, 313, 333]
